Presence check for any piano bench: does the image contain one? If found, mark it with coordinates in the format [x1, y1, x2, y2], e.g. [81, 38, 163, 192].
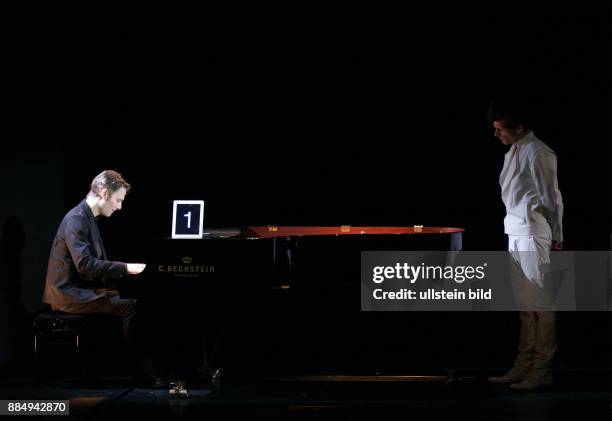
[33, 311, 85, 352]
[32, 310, 123, 384]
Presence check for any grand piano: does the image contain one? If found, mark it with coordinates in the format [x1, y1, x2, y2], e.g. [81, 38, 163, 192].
[125, 226, 464, 374]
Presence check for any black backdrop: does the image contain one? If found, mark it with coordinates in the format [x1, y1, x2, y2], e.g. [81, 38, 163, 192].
[6, 9, 612, 369]
[46, 12, 610, 254]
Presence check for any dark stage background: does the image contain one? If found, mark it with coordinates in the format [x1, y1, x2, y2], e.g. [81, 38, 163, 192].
[2, 10, 612, 371]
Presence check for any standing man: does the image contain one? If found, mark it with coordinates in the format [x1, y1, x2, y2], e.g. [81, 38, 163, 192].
[43, 170, 146, 342]
[487, 97, 564, 390]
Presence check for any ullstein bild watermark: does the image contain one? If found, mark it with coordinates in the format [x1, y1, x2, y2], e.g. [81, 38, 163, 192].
[361, 251, 612, 311]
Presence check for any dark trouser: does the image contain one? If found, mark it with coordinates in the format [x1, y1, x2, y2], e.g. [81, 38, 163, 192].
[53, 297, 204, 381]
[50, 297, 155, 376]
[154, 304, 206, 381]
[51, 296, 137, 345]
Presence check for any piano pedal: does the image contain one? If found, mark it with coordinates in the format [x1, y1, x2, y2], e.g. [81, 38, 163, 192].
[210, 368, 223, 382]
[169, 380, 189, 399]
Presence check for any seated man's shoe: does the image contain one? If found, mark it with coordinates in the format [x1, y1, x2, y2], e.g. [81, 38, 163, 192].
[509, 369, 553, 390]
[185, 372, 211, 389]
[488, 366, 529, 384]
[132, 356, 170, 388]
[132, 374, 170, 389]
[151, 376, 170, 389]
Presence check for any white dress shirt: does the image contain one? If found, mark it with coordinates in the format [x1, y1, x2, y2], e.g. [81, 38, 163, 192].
[499, 131, 563, 243]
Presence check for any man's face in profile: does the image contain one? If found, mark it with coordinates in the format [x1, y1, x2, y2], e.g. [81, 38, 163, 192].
[99, 187, 127, 217]
[493, 120, 525, 145]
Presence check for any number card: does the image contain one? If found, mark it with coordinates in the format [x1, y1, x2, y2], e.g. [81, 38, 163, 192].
[171, 200, 204, 239]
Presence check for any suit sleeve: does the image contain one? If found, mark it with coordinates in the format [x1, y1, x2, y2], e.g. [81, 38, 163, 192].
[530, 149, 564, 243]
[64, 215, 128, 281]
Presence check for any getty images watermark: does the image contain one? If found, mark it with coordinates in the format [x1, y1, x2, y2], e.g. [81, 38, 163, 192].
[361, 251, 612, 311]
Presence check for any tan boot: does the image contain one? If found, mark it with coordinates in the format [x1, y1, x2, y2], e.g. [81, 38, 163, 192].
[488, 357, 532, 383]
[488, 366, 529, 383]
[509, 369, 553, 390]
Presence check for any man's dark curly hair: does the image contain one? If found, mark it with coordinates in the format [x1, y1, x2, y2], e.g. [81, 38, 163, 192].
[487, 96, 534, 130]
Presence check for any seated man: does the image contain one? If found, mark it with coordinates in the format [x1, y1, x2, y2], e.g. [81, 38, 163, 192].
[42, 170, 152, 379]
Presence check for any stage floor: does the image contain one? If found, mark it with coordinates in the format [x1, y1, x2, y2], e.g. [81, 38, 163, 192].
[2, 366, 612, 420]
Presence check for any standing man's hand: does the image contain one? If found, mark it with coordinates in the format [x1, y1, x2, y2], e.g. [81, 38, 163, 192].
[551, 241, 563, 251]
[127, 263, 147, 274]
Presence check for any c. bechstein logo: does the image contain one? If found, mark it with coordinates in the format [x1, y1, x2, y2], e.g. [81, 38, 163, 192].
[158, 256, 214, 274]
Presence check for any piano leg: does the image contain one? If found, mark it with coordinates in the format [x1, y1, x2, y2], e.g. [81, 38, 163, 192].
[201, 323, 226, 388]
[451, 232, 463, 251]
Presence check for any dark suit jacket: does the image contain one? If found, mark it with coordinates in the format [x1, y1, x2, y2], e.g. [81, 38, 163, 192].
[43, 200, 127, 304]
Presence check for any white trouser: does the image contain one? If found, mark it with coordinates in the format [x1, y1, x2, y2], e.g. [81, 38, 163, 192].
[508, 234, 555, 310]
[508, 234, 551, 288]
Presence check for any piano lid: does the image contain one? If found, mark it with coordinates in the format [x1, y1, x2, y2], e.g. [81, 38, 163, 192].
[244, 226, 465, 239]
